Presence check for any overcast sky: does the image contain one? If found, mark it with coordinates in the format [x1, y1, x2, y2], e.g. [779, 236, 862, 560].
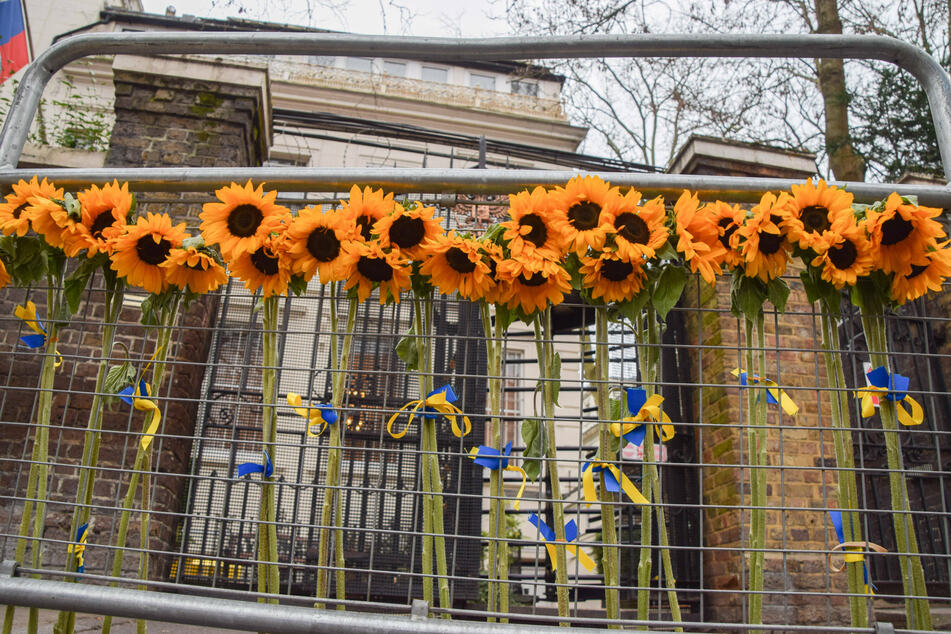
[140, 0, 508, 37]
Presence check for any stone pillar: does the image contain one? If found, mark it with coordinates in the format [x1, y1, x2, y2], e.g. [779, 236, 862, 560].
[671, 136, 848, 625]
[0, 55, 269, 578]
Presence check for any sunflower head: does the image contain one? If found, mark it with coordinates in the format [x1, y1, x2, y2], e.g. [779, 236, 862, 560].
[548, 175, 618, 254]
[783, 179, 855, 251]
[809, 214, 874, 289]
[890, 242, 951, 304]
[374, 200, 444, 258]
[0, 176, 62, 237]
[478, 239, 507, 305]
[229, 234, 292, 297]
[599, 188, 668, 261]
[501, 187, 567, 259]
[495, 255, 572, 314]
[867, 193, 946, 275]
[732, 192, 792, 282]
[285, 205, 352, 284]
[161, 241, 229, 295]
[64, 180, 134, 258]
[579, 250, 646, 303]
[673, 190, 726, 286]
[709, 201, 745, 268]
[200, 180, 288, 262]
[419, 230, 492, 301]
[341, 240, 412, 304]
[110, 212, 187, 294]
[339, 185, 396, 242]
[27, 196, 80, 249]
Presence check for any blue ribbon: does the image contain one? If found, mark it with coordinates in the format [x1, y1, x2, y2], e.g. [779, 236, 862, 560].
[424, 384, 458, 419]
[737, 372, 780, 405]
[472, 441, 513, 470]
[119, 379, 148, 406]
[829, 510, 874, 593]
[624, 389, 649, 446]
[528, 512, 565, 543]
[236, 451, 273, 479]
[865, 366, 909, 401]
[69, 522, 89, 574]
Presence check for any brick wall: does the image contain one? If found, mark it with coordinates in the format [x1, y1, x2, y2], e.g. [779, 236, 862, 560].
[0, 62, 266, 578]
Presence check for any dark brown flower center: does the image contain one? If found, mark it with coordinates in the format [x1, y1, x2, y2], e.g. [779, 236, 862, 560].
[718, 218, 737, 248]
[135, 235, 172, 266]
[445, 247, 476, 274]
[12, 202, 28, 219]
[615, 212, 649, 245]
[906, 263, 929, 280]
[356, 215, 374, 241]
[800, 205, 830, 233]
[227, 204, 263, 238]
[880, 215, 913, 246]
[186, 258, 208, 271]
[389, 215, 425, 249]
[518, 271, 547, 287]
[250, 248, 279, 276]
[567, 201, 601, 231]
[519, 213, 548, 247]
[306, 227, 340, 262]
[356, 256, 393, 282]
[828, 240, 857, 270]
[89, 209, 116, 239]
[601, 259, 634, 282]
[757, 232, 783, 255]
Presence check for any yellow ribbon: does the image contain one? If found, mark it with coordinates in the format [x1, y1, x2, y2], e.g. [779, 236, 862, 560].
[66, 523, 89, 573]
[287, 393, 337, 437]
[132, 381, 162, 451]
[387, 388, 471, 439]
[467, 444, 528, 510]
[14, 300, 62, 367]
[581, 462, 649, 507]
[856, 387, 924, 426]
[612, 393, 674, 444]
[544, 542, 597, 572]
[731, 368, 799, 416]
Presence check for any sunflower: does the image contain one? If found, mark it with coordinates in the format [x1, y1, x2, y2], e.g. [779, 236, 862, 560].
[673, 191, 726, 286]
[27, 196, 78, 249]
[867, 192, 946, 275]
[732, 192, 792, 282]
[340, 241, 412, 304]
[161, 244, 229, 294]
[229, 235, 292, 297]
[548, 175, 617, 254]
[420, 231, 492, 301]
[495, 256, 572, 314]
[0, 176, 62, 237]
[809, 214, 875, 289]
[600, 188, 668, 261]
[0, 258, 9, 289]
[284, 205, 352, 284]
[110, 213, 187, 294]
[890, 242, 951, 304]
[579, 250, 646, 303]
[200, 180, 288, 261]
[63, 180, 134, 257]
[339, 185, 396, 242]
[478, 239, 507, 306]
[501, 187, 566, 259]
[709, 200, 745, 269]
[373, 201, 444, 258]
[782, 179, 855, 251]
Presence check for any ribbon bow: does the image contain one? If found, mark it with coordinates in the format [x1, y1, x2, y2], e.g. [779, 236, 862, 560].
[581, 462, 649, 506]
[66, 522, 89, 574]
[731, 368, 799, 416]
[828, 510, 885, 594]
[14, 301, 62, 367]
[119, 379, 163, 451]
[468, 441, 528, 510]
[287, 393, 338, 437]
[236, 451, 274, 479]
[856, 366, 924, 426]
[387, 384, 471, 439]
[527, 513, 596, 572]
[611, 388, 674, 447]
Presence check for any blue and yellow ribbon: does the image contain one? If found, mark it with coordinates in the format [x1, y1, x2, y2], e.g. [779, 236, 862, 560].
[528, 513, 596, 572]
[468, 441, 528, 510]
[581, 461, 649, 506]
[387, 384, 471, 439]
[287, 393, 338, 437]
[66, 522, 89, 574]
[856, 366, 924, 426]
[828, 510, 885, 594]
[14, 301, 62, 367]
[119, 379, 162, 451]
[731, 368, 799, 416]
[611, 388, 674, 447]
[236, 451, 274, 479]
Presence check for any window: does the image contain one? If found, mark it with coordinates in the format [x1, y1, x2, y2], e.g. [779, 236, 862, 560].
[421, 65, 448, 83]
[470, 73, 496, 91]
[510, 80, 538, 97]
[382, 60, 407, 77]
[346, 57, 374, 73]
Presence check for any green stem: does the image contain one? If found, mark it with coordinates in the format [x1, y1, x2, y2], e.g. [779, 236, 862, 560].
[744, 314, 767, 634]
[818, 301, 867, 629]
[595, 307, 620, 627]
[102, 294, 180, 634]
[54, 285, 124, 634]
[412, 296, 435, 610]
[631, 308, 654, 627]
[859, 309, 932, 631]
[259, 295, 280, 602]
[480, 305, 500, 621]
[493, 314, 510, 622]
[533, 311, 569, 625]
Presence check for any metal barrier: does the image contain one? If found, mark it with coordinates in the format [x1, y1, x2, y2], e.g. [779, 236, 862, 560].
[0, 31, 949, 632]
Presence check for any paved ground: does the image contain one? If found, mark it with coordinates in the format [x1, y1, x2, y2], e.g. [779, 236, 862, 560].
[1, 607, 242, 633]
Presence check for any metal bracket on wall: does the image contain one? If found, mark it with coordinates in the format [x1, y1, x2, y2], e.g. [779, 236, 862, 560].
[0, 560, 18, 578]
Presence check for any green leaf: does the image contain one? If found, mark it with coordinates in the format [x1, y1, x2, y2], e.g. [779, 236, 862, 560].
[63, 256, 102, 314]
[494, 304, 517, 331]
[62, 193, 81, 220]
[730, 272, 767, 322]
[655, 239, 677, 261]
[481, 222, 505, 245]
[766, 277, 790, 313]
[549, 352, 561, 406]
[611, 291, 650, 325]
[520, 418, 543, 482]
[182, 235, 204, 250]
[139, 296, 160, 327]
[651, 265, 688, 319]
[288, 273, 308, 297]
[564, 253, 584, 291]
[395, 330, 420, 372]
[102, 361, 137, 406]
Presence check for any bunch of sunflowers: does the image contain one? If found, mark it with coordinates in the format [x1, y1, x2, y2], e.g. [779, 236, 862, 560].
[0, 173, 946, 631]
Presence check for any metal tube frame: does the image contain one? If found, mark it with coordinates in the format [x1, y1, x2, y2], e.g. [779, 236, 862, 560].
[0, 32, 950, 202]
